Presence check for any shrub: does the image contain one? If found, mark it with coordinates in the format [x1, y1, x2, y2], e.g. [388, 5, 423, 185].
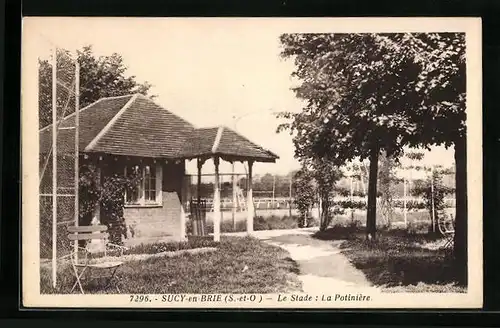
[334, 200, 367, 210]
[125, 237, 219, 255]
[405, 220, 430, 235]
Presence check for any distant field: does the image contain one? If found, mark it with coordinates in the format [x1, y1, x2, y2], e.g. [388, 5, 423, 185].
[204, 207, 450, 228]
[194, 196, 456, 212]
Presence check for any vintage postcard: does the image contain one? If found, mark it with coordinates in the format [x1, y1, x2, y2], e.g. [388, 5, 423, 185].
[22, 17, 483, 309]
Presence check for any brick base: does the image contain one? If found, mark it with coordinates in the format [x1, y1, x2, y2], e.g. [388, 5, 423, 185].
[123, 191, 184, 243]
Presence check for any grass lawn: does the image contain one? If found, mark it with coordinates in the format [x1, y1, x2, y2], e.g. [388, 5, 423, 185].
[313, 226, 466, 293]
[331, 210, 432, 231]
[40, 236, 302, 294]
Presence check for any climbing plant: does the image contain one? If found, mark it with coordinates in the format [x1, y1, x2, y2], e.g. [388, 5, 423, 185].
[79, 162, 142, 244]
[79, 164, 101, 226]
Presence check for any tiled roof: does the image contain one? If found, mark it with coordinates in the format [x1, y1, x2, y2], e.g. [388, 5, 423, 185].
[181, 127, 219, 156]
[179, 126, 279, 162]
[39, 95, 134, 154]
[39, 94, 278, 162]
[89, 94, 196, 158]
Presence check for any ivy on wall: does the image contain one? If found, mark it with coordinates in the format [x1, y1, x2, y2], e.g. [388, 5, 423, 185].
[79, 162, 142, 244]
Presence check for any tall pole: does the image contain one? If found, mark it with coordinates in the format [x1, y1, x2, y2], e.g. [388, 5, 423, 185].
[231, 118, 238, 229]
[195, 159, 203, 236]
[317, 192, 322, 227]
[403, 177, 407, 228]
[358, 163, 366, 195]
[349, 170, 354, 219]
[272, 175, 276, 209]
[409, 159, 413, 194]
[231, 163, 237, 231]
[213, 157, 221, 242]
[246, 160, 254, 234]
[74, 60, 80, 259]
[51, 47, 58, 288]
[430, 166, 436, 233]
[350, 174, 354, 199]
[288, 176, 292, 218]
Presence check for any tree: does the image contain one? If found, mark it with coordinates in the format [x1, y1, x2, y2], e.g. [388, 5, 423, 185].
[278, 33, 421, 240]
[259, 173, 275, 193]
[308, 158, 343, 231]
[292, 165, 316, 227]
[39, 45, 155, 129]
[278, 33, 466, 276]
[375, 33, 467, 283]
[378, 151, 398, 229]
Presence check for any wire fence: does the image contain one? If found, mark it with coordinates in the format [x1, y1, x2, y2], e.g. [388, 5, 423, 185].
[39, 38, 79, 264]
[183, 171, 456, 213]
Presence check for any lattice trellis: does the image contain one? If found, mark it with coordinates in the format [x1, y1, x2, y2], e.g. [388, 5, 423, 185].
[39, 42, 80, 288]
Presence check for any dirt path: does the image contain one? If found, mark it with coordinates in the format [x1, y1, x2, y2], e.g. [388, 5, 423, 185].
[225, 228, 378, 293]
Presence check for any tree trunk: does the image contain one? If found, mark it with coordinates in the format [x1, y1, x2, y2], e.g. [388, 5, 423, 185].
[320, 192, 330, 230]
[454, 136, 467, 285]
[366, 143, 380, 240]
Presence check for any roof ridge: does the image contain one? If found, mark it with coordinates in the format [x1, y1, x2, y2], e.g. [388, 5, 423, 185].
[135, 93, 196, 129]
[101, 94, 138, 100]
[194, 126, 221, 131]
[224, 126, 279, 158]
[211, 126, 224, 153]
[85, 94, 139, 151]
[38, 94, 137, 132]
[38, 97, 107, 132]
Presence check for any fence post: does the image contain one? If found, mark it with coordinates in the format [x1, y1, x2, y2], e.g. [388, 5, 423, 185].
[403, 177, 407, 228]
[74, 61, 80, 261]
[288, 176, 292, 218]
[51, 46, 58, 288]
[430, 166, 436, 233]
[232, 164, 237, 231]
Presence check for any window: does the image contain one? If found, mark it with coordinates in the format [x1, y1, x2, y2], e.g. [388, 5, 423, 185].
[144, 165, 156, 203]
[125, 165, 141, 204]
[124, 162, 162, 206]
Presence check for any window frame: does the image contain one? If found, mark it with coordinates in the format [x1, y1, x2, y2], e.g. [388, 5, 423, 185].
[124, 161, 162, 207]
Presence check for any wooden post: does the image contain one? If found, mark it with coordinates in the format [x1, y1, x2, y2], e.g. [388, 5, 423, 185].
[213, 157, 221, 242]
[51, 46, 58, 288]
[93, 164, 101, 224]
[350, 174, 354, 199]
[74, 61, 80, 260]
[247, 160, 254, 234]
[430, 166, 436, 233]
[288, 176, 292, 218]
[317, 193, 322, 228]
[349, 173, 355, 220]
[180, 160, 187, 242]
[272, 175, 276, 209]
[195, 158, 203, 236]
[231, 162, 237, 231]
[403, 177, 407, 228]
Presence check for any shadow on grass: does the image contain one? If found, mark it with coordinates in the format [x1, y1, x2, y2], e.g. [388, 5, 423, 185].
[40, 236, 303, 294]
[312, 225, 465, 292]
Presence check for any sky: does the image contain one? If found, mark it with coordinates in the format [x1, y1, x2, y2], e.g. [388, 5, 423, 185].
[28, 17, 455, 177]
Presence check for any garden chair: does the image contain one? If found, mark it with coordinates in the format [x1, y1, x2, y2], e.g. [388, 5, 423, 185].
[437, 214, 455, 250]
[67, 225, 128, 294]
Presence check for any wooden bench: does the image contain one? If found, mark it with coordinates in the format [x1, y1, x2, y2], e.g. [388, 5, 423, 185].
[67, 225, 127, 294]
